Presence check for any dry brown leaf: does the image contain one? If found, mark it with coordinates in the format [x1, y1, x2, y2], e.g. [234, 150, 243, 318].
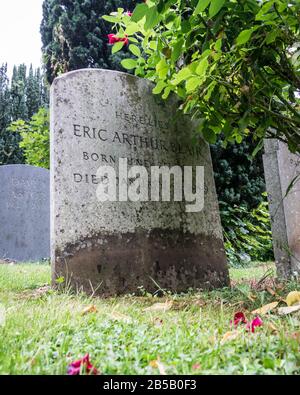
[81, 305, 98, 315]
[149, 357, 167, 375]
[276, 283, 285, 291]
[144, 301, 173, 312]
[247, 293, 257, 302]
[266, 287, 277, 296]
[109, 311, 132, 323]
[20, 285, 51, 300]
[251, 301, 279, 315]
[277, 304, 300, 315]
[289, 332, 300, 342]
[266, 322, 278, 334]
[286, 291, 300, 307]
[220, 330, 240, 344]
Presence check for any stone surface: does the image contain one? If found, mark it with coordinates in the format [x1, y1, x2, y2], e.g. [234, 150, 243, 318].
[0, 164, 50, 262]
[263, 139, 300, 278]
[50, 69, 228, 295]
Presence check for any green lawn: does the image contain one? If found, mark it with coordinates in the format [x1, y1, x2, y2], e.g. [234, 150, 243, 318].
[0, 262, 299, 375]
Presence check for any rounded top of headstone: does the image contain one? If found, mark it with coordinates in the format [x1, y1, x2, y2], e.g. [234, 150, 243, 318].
[52, 68, 148, 85]
[50, 68, 178, 108]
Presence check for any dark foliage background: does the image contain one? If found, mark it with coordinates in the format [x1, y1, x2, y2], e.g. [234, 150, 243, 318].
[41, 0, 136, 84]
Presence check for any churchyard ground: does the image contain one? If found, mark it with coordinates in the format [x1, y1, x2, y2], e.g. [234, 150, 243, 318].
[0, 261, 299, 375]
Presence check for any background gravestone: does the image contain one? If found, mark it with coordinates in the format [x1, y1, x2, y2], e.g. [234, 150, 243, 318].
[0, 165, 50, 262]
[263, 139, 300, 278]
[51, 69, 229, 295]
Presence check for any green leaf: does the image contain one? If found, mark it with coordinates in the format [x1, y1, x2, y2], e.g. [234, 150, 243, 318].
[235, 134, 243, 143]
[236, 27, 257, 45]
[252, 139, 264, 157]
[145, 6, 160, 30]
[265, 29, 279, 44]
[125, 22, 140, 35]
[102, 15, 119, 23]
[196, 58, 209, 77]
[131, 3, 148, 22]
[171, 39, 184, 62]
[121, 58, 137, 70]
[162, 86, 172, 99]
[194, 0, 211, 15]
[186, 77, 202, 92]
[209, 0, 225, 18]
[255, 1, 275, 21]
[181, 19, 191, 33]
[203, 128, 217, 144]
[156, 58, 168, 79]
[128, 37, 139, 43]
[171, 67, 192, 85]
[153, 80, 167, 94]
[129, 44, 141, 57]
[112, 41, 125, 54]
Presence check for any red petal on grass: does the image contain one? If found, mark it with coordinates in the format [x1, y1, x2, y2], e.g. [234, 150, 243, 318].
[192, 363, 201, 370]
[230, 311, 247, 327]
[67, 354, 98, 375]
[247, 316, 263, 333]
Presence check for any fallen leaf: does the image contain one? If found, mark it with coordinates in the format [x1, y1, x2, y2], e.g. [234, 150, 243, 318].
[144, 301, 173, 312]
[221, 330, 240, 344]
[276, 283, 285, 291]
[278, 305, 300, 315]
[289, 332, 300, 342]
[194, 300, 206, 307]
[266, 287, 277, 296]
[266, 322, 278, 334]
[149, 357, 167, 375]
[251, 301, 279, 315]
[286, 291, 300, 307]
[81, 305, 98, 315]
[109, 311, 132, 323]
[247, 293, 257, 302]
[20, 285, 51, 300]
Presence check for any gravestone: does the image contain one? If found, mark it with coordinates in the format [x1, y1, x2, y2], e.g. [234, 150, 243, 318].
[0, 164, 50, 261]
[51, 69, 228, 295]
[263, 139, 300, 278]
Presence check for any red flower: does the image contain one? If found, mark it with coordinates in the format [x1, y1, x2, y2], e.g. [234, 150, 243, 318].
[67, 354, 98, 375]
[247, 316, 263, 333]
[231, 311, 247, 327]
[107, 34, 129, 45]
[125, 11, 132, 16]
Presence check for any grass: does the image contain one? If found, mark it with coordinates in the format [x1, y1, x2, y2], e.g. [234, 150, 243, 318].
[0, 262, 299, 375]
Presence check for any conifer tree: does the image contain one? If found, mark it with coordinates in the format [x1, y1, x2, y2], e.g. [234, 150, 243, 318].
[0, 64, 48, 164]
[40, 0, 136, 83]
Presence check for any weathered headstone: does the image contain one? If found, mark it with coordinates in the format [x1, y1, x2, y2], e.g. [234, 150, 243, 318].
[51, 69, 228, 295]
[0, 164, 50, 262]
[263, 139, 300, 278]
